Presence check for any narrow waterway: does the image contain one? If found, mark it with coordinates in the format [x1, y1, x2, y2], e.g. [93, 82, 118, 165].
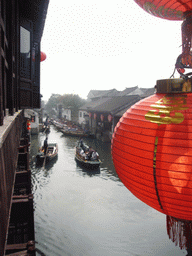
[30, 125, 186, 256]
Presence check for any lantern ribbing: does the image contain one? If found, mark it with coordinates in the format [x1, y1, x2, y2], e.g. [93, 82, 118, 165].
[112, 92, 192, 220]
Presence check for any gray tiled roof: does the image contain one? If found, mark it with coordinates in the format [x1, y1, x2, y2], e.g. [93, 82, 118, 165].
[85, 95, 141, 115]
[80, 97, 112, 111]
[81, 87, 155, 116]
[87, 89, 119, 100]
[140, 87, 156, 97]
[117, 86, 139, 96]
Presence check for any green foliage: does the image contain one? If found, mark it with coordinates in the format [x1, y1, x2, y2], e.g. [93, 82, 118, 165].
[45, 93, 86, 116]
[61, 94, 86, 109]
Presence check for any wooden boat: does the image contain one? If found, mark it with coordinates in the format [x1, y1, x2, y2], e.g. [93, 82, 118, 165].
[61, 128, 89, 137]
[42, 124, 50, 133]
[75, 141, 101, 170]
[36, 143, 58, 163]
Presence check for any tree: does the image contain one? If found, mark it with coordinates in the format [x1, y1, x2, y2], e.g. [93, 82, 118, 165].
[44, 94, 61, 116]
[45, 93, 86, 118]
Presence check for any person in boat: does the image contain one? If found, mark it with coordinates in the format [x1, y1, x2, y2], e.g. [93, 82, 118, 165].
[44, 117, 49, 126]
[43, 137, 48, 155]
[91, 151, 99, 160]
[79, 138, 86, 152]
[87, 146, 95, 160]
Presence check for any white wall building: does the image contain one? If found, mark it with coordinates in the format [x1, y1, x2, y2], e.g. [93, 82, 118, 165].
[78, 110, 88, 125]
[62, 108, 71, 121]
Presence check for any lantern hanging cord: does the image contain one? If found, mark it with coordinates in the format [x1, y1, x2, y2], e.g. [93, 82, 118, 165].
[170, 67, 176, 79]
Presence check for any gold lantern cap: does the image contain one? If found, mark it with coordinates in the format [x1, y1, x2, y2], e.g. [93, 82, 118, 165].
[156, 78, 192, 94]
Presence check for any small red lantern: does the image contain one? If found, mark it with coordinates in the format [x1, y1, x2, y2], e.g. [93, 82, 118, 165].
[94, 113, 97, 120]
[112, 79, 192, 221]
[26, 119, 31, 130]
[108, 114, 113, 122]
[134, 1, 192, 69]
[100, 114, 104, 122]
[40, 51, 46, 62]
[134, 0, 192, 21]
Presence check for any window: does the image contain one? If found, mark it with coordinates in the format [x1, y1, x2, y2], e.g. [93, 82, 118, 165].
[20, 26, 31, 79]
[31, 115, 35, 122]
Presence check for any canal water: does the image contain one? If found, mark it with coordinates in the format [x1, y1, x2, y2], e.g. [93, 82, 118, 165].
[30, 125, 187, 256]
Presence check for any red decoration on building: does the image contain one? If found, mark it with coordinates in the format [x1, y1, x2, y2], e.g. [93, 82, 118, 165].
[108, 114, 113, 122]
[40, 51, 46, 62]
[100, 114, 104, 122]
[26, 119, 31, 130]
[111, 81, 192, 221]
[134, 0, 192, 21]
[94, 113, 97, 120]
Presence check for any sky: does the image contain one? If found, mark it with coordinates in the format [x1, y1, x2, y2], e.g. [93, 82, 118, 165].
[40, 0, 183, 102]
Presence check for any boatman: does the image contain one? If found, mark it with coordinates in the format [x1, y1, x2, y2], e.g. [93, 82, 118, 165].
[88, 146, 95, 160]
[79, 138, 86, 152]
[43, 137, 48, 155]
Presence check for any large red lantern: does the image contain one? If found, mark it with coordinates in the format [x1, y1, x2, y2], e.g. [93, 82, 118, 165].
[112, 1, 192, 220]
[112, 78, 192, 221]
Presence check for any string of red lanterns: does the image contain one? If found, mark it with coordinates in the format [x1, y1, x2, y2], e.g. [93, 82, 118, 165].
[111, 1, 192, 221]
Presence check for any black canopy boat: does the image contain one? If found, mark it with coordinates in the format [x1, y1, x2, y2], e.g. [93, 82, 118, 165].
[36, 143, 58, 164]
[75, 140, 101, 170]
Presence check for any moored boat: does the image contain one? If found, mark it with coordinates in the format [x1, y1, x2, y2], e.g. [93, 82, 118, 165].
[36, 143, 58, 164]
[61, 128, 89, 137]
[75, 141, 101, 170]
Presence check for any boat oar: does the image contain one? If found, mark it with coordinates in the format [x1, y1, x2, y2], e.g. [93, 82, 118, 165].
[42, 148, 48, 170]
[44, 126, 47, 134]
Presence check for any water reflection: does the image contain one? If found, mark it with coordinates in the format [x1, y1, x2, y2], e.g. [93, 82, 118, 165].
[30, 125, 191, 256]
[75, 159, 101, 177]
[167, 215, 192, 256]
[35, 155, 58, 170]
